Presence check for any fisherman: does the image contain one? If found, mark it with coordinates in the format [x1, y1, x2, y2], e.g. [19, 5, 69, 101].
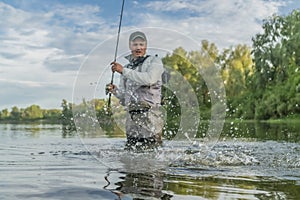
[106, 31, 164, 149]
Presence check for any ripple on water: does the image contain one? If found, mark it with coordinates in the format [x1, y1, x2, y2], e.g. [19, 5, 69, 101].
[1, 131, 299, 200]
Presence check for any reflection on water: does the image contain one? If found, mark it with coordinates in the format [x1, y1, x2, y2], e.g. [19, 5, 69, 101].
[221, 121, 300, 142]
[0, 122, 299, 200]
[61, 120, 300, 142]
[98, 140, 299, 200]
[1, 123, 62, 138]
[105, 170, 172, 199]
[164, 173, 299, 199]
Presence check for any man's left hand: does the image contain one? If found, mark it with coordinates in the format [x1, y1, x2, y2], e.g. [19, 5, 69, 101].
[105, 83, 116, 95]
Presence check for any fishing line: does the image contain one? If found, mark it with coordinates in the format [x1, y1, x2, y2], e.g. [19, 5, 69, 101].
[108, 0, 125, 109]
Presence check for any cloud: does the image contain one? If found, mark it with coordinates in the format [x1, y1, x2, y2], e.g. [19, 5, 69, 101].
[43, 49, 85, 72]
[0, 78, 70, 110]
[0, 2, 104, 109]
[145, 0, 200, 12]
[0, 79, 71, 109]
[145, 0, 285, 16]
[0, 78, 65, 88]
[0, 2, 113, 70]
[139, 0, 286, 48]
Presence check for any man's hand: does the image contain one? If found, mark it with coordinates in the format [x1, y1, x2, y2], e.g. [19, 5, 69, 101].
[111, 62, 123, 74]
[105, 83, 117, 95]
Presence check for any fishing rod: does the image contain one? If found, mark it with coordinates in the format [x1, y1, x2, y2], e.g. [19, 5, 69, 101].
[107, 0, 125, 110]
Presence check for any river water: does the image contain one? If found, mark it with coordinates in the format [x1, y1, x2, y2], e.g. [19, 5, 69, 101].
[0, 122, 299, 200]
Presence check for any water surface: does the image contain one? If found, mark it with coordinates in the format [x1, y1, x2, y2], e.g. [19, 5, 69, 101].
[0, 122, 299, 199]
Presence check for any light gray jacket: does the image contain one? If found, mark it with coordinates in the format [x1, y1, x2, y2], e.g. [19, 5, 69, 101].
[115, 54, 164, 108]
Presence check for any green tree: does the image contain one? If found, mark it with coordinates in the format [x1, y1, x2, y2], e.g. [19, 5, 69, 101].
[10, 106, 21, 120]
[0, 109, 10, 120]
[22, 105, 43, 120]
[61, 99, 75, 132]
[162, 47, 193, 136]
[221, 44, 254, 97]
[251, 9, 300, 119]
[218, 45, 255, 118]
[43, 109, 62, 121]
[189, 40, 219, 106]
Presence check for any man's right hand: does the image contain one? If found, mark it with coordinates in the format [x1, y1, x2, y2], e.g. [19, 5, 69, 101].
[111, 62, 123, 74]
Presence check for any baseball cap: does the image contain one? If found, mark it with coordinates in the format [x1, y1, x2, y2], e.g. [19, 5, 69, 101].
[129, 31, 147, 42]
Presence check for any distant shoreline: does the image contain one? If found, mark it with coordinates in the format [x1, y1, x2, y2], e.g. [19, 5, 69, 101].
[0, 119, 61, 124]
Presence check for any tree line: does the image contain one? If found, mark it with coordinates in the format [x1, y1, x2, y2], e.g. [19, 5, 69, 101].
[0, 104, 61, 122]
[1, 9, 299, 126]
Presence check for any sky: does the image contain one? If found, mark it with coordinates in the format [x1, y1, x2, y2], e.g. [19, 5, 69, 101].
[0, 0, 299, 110]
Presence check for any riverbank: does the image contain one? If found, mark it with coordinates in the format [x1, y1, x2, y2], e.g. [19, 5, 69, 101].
[0, 119, 61, 124]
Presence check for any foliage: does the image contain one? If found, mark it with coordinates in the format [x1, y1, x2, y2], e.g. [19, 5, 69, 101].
[220, 44, 254, 98]
[0, 105, 61, 122]
[22, 105, 44, 120]
[61, 99, 76, 132]
[251, 9, 300, 119]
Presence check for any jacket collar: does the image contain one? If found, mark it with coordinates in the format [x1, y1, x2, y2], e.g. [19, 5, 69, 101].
[125, 54, 133, 62]
[125, 54, 147, 62]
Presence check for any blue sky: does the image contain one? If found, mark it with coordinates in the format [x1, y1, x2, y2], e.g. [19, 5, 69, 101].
[0, 0, 299, 110]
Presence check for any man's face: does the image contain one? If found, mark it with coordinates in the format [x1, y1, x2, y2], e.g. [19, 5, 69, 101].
[129, 38, 147, 58]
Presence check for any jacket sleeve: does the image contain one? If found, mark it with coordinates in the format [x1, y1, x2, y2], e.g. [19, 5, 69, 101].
[114, 75, 125, 100]
[122, 56, 164, 85]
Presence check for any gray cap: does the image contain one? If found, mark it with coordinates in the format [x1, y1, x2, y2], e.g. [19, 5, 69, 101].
[129, 31, 147, 42]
